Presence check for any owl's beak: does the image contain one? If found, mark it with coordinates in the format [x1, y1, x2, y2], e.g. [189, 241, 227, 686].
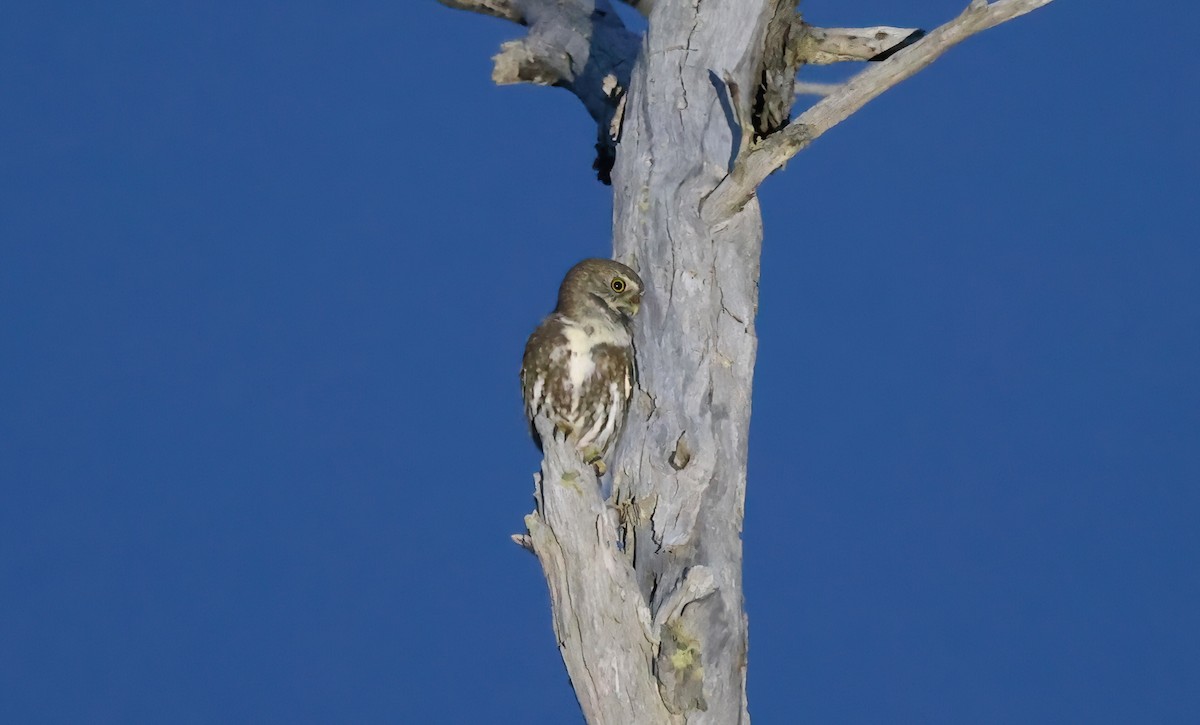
[621, 293, 641, 318]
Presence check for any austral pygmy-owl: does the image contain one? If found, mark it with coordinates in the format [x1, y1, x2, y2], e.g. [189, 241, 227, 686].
[521, 258, 644, 475]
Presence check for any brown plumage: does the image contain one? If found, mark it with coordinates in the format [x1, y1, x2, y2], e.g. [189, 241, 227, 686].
[521, 259, 644, 474]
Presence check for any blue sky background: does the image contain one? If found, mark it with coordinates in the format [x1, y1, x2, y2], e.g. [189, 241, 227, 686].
[2, 1, 1197, 722]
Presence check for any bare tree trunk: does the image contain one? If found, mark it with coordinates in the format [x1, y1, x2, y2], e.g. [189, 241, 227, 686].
[607, 5, 778, 719]
[442, 1, 1054, 722]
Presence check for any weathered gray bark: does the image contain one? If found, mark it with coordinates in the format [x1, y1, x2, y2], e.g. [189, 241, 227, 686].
[524, 418, 672, 723]
[441, 1, 1054, 722]
[606, 5, 780, 719]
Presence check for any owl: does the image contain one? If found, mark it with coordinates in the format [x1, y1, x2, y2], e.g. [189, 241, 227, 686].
[521, 258, 644, 475]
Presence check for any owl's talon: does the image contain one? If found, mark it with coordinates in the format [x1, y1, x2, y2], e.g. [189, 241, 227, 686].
[581, 446, 607, 476]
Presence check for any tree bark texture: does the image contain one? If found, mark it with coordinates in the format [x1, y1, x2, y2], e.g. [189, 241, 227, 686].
[440, 1, 1055, 722]
[607, 3, 785, 720]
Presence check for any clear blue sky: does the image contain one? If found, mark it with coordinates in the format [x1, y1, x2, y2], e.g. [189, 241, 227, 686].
[3, 1, 1197, 722]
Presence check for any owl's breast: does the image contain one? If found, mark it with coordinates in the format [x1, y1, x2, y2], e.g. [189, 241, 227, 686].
[559, 320, 629, 390]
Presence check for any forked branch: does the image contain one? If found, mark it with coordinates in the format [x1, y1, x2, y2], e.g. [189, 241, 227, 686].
[707, 0, 1056, 218]
[756, 7, 925, 138]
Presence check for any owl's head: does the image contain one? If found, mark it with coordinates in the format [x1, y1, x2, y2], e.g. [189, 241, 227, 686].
[556, 258, 644, 322]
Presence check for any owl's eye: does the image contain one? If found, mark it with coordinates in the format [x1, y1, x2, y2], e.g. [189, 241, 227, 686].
[610, 278, 626, 293]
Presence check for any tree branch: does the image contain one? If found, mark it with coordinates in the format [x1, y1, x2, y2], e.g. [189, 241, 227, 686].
[437, 0, 523, 23]
[706, 0, 1056, 218]
[753, 7, 921, 138]
[794, 81, 843, 97]
[521, 420, 674, 724]
[794, 25, 925, 65]
[438, 0, 640, 182]
[492, 38, 572, 86]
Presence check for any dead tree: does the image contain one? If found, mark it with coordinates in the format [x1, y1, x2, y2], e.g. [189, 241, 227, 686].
[441, 1, 1055, 722]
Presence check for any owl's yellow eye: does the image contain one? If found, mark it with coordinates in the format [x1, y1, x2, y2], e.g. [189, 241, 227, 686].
[610, 278, 626, 293]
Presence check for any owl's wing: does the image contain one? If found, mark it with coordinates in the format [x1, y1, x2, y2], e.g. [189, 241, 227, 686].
[521, 315, 569, 450]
